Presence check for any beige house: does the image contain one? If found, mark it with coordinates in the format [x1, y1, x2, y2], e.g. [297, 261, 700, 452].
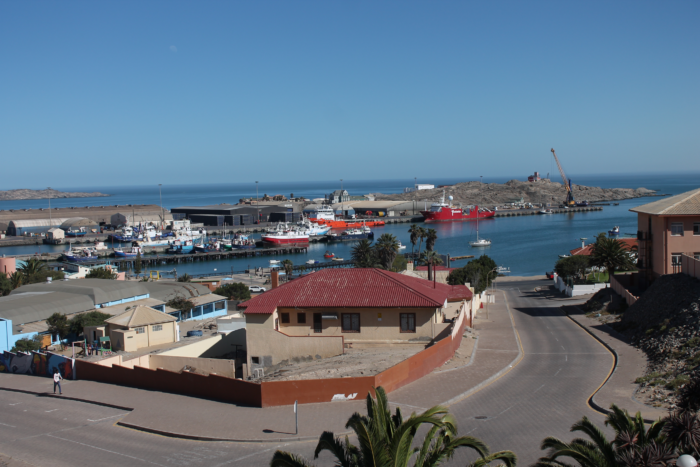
[239, 268, 472, 373]
[631, 188, 700, 282]
[99, 306, 178, 352]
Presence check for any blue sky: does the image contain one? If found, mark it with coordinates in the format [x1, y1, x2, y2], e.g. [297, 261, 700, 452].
[1, 1, 698, 189]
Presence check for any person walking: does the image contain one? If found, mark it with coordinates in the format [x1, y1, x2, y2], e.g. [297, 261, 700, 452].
[53, 369, 63, 395]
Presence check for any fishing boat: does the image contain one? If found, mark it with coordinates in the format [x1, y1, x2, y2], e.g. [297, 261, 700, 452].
[62, 246, 98, 262]
[538, 209, 553, 214]
[166, 238, 195, 254]
[397, 241, 407, 250]
[332, 257, 344, 262]
[113, 245, 144, 258]
[306, 260, 319, 265]
[225, 234, 256, 250]
[194, 241, 220, 253]
[421, 191, 495, 223]
[323, 251, 335, 259]
[305, 205, 336, 222]
[269, 259, 281, 265]
[261, 223, 309, 245]
[296, 217, 332, 237]
[608, 226, 620, 236]
[65, 228, 87, 237]
[327, 228, 371, 242]
[469, 210, 491, 247]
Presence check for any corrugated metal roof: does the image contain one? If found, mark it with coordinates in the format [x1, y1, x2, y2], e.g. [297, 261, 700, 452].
[8, 218, 72, 228]
[333, 201, 405, 209]
[97, 297, 167, 316]
[105, 306, 177, 328]
[0, 291, 96, 323]
[630, 188, 700, 215]
[12, 279, 150, 305]
[239, 268, 472, 314]
[190, 293, 227, 306]
[140, 282, 211, 301]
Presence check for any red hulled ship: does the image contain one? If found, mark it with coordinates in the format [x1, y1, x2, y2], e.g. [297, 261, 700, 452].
[420, 192, 495, 223]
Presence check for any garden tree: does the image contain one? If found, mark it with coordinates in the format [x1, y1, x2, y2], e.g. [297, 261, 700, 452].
[590, 237, 634, 281]
[595, 232, 608, 244]
[271, 387, 517, 467]
[352, 240, 379, 268]
[18, 258, 46, 277]
[420, 250, 444, 272]
[85, 267, 117, 280]
[46, 312, 69, 349]
[0, 273, 11, 296]
[408, 224, 420, 258]
[446, 255, 497, 294]
[213, 282, 251, 301]
[554, 255, 590, 280]
[68, 311, 111, 336]
[417, 227, 427, 257]
[10, 271, 23, 290]
[374, 234, 400, 270]
[177, 273, 192, 282]
[134, 251, 142, 275]
[282, 259, 294, 277]
[23, 269, 65, 285]
[391, 254, 407, 272]
[11, 335, 43, 353]
[425, 229, 438, 252]
[534, 404, 666, 467]
[165, 294, 195, 314]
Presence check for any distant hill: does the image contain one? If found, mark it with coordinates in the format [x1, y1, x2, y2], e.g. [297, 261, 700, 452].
[0, 188, 110, 201]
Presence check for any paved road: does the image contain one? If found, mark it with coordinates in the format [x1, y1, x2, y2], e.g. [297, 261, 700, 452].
[0, 280, 613, 466]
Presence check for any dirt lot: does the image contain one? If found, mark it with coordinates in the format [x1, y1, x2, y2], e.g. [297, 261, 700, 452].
[260, 344, 425, 381]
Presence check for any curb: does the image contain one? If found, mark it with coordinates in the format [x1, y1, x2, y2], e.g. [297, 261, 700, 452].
[563, 308, 658, 424]
[442, 290, 524, 407]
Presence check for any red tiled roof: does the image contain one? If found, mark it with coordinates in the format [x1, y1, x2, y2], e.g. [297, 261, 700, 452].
[239, 268, 472, 314]
[570, 238, 637, 256]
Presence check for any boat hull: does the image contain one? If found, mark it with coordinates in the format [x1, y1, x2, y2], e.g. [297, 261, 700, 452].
[421, 208, 495, 223]
[261, 235, 309, 245]
[328, 233, 371, 242]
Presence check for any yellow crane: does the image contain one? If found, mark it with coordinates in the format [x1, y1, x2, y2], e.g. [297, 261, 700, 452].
[551, 148, 576, 206]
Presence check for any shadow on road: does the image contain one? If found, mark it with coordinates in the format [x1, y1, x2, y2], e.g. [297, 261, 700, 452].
[562, 305, 633, 346]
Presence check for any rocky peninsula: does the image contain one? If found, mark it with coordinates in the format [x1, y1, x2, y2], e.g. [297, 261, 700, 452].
[0, 188, 110, 201]
[374, 179, 660, 207]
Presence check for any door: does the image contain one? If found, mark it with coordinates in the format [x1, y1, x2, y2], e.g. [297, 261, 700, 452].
[313, 313, 322, 333]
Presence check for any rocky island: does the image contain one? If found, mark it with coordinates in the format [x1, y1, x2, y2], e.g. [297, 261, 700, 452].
[373, 179, 660, 207]
[0, 188, 111, 201]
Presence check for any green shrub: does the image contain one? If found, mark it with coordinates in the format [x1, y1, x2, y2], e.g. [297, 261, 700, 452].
[635, 372, 664, 384]
[685, 337, 700, 348]
[666, 375, 690, 391]
[213, 282, 251, 301]
[11, 335, 43, 353]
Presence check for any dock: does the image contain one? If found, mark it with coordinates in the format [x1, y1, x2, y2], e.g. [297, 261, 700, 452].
[493, 206, 602, 217]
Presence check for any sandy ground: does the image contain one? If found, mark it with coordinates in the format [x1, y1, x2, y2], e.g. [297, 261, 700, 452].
[260, 344, 425, 381]
[435, 326, 479, 372]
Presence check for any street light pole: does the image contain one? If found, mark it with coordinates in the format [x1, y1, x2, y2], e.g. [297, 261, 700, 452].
[158, 184, 164, 229]
[47, 187, 52, 225]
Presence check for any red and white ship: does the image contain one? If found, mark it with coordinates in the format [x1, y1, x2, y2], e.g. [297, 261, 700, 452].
[420, 192, 495, 223]
[261, 223, 309, 245]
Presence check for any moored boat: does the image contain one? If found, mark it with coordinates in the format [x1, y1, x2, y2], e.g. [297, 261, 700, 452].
[421, 191, 495, 223]
[608, 226, 620, 236]
[261, 223, 309, 245]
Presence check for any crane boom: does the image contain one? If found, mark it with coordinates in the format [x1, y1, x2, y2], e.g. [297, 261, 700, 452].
[551, 148, 575, 205]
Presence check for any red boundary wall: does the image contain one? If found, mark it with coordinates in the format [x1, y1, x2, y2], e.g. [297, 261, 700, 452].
[76, 306, 468, 408]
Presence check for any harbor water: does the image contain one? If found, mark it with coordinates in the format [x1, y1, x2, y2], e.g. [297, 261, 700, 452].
[1, 173, 697, 277]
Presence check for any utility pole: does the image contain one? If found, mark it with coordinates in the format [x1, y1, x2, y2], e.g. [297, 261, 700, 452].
[158, 184, 164, 229]
[47, 187, 52, 225]
[255, 181, 259, 203]
[340, 179, 343, 191]
[480, 175, 483, 184]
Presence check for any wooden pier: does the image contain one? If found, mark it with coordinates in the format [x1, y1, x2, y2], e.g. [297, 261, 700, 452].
[493, 206, 602, 217]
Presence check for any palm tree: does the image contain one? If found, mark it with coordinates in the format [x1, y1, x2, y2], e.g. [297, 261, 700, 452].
[590, 237, 634, 281]
[408, 224, 420, 259]
[374, 234, 400, 270]
[10, 271, 23, 290]
[270, 387, 517, 467]
[282, 259, 294, 278]
[416, 227, 427, 258]
[18, 257, 46, 277]
[352, 240, 379, 268]
[425, 229, 438, 252]
[534, 404, 665, 467]
[177, 273, 192, 282]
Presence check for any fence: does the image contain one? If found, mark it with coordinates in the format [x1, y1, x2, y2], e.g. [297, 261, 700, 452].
[553, 274, 609, 297]
[682, 254, 700, 280]
[75, 302, 468, 408]
[610, 275, 638, 307]
[0, 350, 75, 379]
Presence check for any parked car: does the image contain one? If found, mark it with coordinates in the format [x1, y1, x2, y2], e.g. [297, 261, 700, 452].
[249, 285, 266, 293]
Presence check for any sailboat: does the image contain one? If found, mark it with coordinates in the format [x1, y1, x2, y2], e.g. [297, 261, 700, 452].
[469, 210, 491, 247]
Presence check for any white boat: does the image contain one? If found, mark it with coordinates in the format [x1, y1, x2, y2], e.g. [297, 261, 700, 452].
[261, 223, 309, 245]
[538, 209, 553, 214]
[397, 241, 407, 250]
[269, 259, 281, 265]
[296, 217, 331, 237]
[305, 205, 335, 221]
[559, 254, 571, 258]
[469, 209, 491, 247]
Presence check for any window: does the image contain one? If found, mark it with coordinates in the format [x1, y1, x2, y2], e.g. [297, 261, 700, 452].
[152, 324, 163, 332]
[694, 253, 700, 261]
[251, 357, 260, 364]
[297, 312, 306, 324]
[202, 303, 214, 314]
[342, 313, 360, 332]
[215, 301, 226, 311]
[400, 313, 416, 333]
[671, 223, 684, 236]
[281, 313, 290, 324]
[672, 254, 682, 265]
[134, 327, 145, 334]
[694, 223, 700, 236]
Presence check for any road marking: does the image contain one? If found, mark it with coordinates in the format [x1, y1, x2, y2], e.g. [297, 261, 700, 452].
[46, 434, 168, 466]
[45, 409, 59, 413]
[0, 422, 16, 427]
[212, 449, 272, 467]
[561, 345, 566, 351]
[87, 414, 128, 422]
[555, 337, 559, 341]
[9, 403, 21, 406]
[566, 355, 568, 362]
[533, 384, 545, 393]
[554, 368, 561, 377]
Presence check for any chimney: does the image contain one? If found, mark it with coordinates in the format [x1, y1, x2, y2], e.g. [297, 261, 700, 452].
[427, 263, 433, 281]
[406, 261, 414, 272]
[271, 269, 279, 289]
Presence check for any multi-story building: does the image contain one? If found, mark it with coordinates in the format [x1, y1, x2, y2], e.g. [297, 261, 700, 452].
[630, 187, 700, 283]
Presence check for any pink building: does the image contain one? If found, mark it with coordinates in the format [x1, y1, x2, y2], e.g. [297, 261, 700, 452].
[630, 188, 700, 282]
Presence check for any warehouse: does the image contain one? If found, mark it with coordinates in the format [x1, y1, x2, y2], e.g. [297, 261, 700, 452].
[7, 218, 73, 236]
[172, 204, 300, 225]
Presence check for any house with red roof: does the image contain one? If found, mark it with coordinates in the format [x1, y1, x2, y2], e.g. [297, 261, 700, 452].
[569, 238, 638, 256]
[238, 268, 472, 375]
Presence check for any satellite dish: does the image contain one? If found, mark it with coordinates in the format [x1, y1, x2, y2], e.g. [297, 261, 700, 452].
[448, 196, 454, 201]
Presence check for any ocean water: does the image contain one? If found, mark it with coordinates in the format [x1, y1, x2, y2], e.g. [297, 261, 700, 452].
[2, 173, 698, 277]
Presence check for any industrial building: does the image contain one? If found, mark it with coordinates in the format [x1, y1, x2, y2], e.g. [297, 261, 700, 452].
[171, 203, 303, 226]
[0, 278, 228, 353]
